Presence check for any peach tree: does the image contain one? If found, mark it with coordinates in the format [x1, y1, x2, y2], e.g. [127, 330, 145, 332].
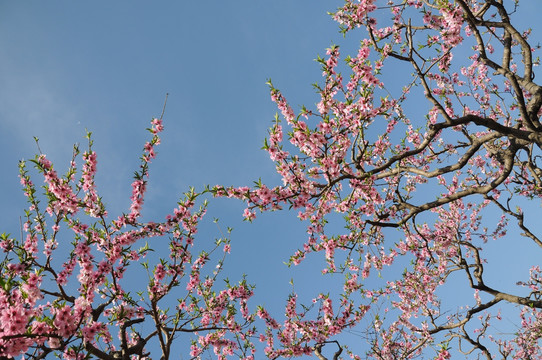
[0, 115, 257, 359]
[214, 0, 542, 358]
[3, 0, 542, 359]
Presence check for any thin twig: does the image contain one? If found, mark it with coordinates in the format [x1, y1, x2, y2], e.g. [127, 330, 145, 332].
[160, 93, 169, 120]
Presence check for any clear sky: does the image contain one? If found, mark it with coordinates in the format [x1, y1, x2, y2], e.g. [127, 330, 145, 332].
[0, 1, 354, 358]
[2, 1, 542, 359]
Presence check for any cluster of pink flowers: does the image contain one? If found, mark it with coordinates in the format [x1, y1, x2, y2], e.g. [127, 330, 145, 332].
[209, 0, 542, 358]
[0, 117, 259, 359]
[4, 0, 542, 358]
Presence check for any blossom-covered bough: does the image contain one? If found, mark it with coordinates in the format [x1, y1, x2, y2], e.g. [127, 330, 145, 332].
[3, 0, 542, 359]
[214, 0, 542, 358]
[0, 113, 257, 359]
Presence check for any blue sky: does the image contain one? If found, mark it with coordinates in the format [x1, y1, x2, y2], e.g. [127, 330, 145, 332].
[0, 1, 356, 357]
[2, 1, 542, 359]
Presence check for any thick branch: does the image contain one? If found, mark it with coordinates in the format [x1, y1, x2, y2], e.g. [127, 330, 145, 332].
[314, 341, 343, 360]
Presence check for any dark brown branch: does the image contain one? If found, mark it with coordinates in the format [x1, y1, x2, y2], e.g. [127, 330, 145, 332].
[485, 194, 542, 248]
